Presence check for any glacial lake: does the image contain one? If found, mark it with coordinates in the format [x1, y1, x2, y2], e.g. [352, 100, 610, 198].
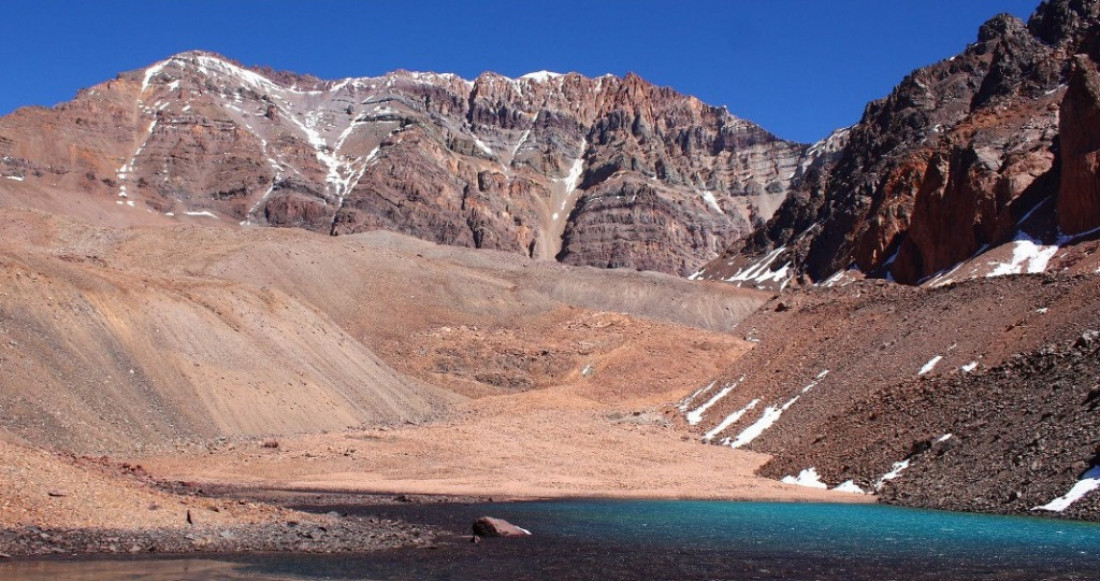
[3, 500, 1099, 580]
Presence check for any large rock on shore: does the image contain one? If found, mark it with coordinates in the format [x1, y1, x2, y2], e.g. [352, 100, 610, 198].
[472, 516, 531, 538]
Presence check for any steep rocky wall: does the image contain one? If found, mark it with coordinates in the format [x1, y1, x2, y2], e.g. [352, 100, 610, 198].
[0, 53, 808, 276]
[1059, 29, 1100, 234]
[702, 0, 1100, 287]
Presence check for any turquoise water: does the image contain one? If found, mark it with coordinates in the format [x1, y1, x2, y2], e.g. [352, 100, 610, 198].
[3, 500, 1099, 580]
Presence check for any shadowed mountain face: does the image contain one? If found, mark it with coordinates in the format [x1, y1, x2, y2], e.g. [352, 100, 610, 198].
[0, 53, 811, 276]
[696, 0, 1100, 288]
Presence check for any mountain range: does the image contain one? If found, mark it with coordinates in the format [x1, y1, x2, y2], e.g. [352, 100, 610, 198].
[0, 0, 1098, 547]
[0, 52, 807, 276]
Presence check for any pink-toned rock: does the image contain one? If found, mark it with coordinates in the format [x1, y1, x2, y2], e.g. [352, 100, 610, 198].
[0, 50, 807, 277]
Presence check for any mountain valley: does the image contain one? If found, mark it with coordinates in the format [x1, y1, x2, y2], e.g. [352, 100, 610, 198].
[1, 0, 1099, 560]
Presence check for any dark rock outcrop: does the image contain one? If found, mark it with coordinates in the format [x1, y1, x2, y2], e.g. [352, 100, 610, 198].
[701, 0, 1100, 286]
[682, 274, 1100, 520]
[1059, 32, 1100, 234]
[472, 516, 530, 538]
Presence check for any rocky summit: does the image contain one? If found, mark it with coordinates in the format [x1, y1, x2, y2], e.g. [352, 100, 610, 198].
[0, 52, 809, 276]
[697, 0, 1100, 288]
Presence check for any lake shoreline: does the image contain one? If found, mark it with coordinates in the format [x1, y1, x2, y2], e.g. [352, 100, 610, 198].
[0, 483, 867, 559]
[5, 499, 1098, 581]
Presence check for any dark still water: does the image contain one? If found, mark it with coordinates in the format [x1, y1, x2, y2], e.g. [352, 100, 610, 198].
[3, 500, 1099, 580]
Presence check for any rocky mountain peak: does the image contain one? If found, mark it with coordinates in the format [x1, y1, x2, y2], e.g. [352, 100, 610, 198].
[978, 12, 1029, 43]
[696, 0, 1100, 289]
[0, 51, 813, 276]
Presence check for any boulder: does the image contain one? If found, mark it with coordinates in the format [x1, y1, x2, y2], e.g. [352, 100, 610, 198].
[471, 516, 531, 538]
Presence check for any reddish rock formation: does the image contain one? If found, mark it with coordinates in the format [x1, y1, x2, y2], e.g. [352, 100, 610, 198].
[701, 0, 1100, 287]
[0, 52, 808, 276]
[1059, 36, 1100, 234]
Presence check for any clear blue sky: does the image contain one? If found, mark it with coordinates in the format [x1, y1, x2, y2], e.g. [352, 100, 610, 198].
[1, 1, 1040, 143]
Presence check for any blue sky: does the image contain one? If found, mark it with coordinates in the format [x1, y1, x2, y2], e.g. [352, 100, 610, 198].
[2, 1, 1039, 143]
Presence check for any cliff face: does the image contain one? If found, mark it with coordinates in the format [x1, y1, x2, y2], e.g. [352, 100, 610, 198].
[1059, 27, 1100, 234]
[0, 53, 806, 276]
[699, 0, 1100, 287]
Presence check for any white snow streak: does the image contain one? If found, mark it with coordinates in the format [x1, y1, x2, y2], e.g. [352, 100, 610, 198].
[1033, 467, 1100, 512]
[725, 247, 793, 290]
[874, 459, 911, 491]
[727, 371, 828, 448]
[700, 190, 724, 214]
[562, 149, 585, 193]
[4, 175, 24, 182]
[141, 60, 169, 92]
[510, 129, 531, 161]
[685, 378, 742, 426]
[702, 399, 759, 442]
[472, 135, 494, 156]
[184, 211, 218, 218]
[918, 355, 943, 376]
[678, 382, 716, 412]
[961, 362, 979, 373]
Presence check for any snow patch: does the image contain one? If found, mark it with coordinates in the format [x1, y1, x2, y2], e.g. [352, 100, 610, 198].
[833, 480, 866, 494]
[874, 459, 911, 491]
[918, 355, 943, 376]
[184, 211, 218, 219]
[141, 60, 169, 91]
[986, 233, 1059, 278]
[700, 190, 724, 214]
[781, 467, 828, 489]
[961, 362, 979, 373]
[510, 129, 531, 162]
[1033, 466, 1100, 512]
[472, 135, 494, 156]
[562, 150, 585, 193]
[520, 71, 564, 83]
[4, 175, 24, 182]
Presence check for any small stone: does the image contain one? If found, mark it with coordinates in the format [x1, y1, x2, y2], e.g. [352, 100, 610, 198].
[46, 490, 67, 498]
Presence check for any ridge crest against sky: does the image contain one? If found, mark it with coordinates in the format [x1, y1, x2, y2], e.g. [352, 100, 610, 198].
[1, 1, 1037, 143]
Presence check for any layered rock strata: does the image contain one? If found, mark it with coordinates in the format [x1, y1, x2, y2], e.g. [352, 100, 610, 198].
[0, 53, 807, 276]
